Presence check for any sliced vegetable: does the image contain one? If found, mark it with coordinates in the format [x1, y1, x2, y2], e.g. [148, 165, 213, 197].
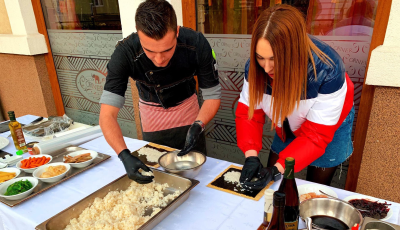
[4, 180, 33, 196]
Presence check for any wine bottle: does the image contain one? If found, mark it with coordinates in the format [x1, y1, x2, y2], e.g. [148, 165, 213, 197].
[8, 111, 27, 151]
[278, 157, 299, 230]
[266, 191, 286, 230]
[257, 189, 274, 230]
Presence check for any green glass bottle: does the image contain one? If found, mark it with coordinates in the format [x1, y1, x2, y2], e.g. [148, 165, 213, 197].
[278, 157, 299, 230]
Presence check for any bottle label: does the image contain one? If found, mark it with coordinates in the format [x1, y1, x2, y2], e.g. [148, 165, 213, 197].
[15, 128, 26, 146]
[285, 221, 298, 230]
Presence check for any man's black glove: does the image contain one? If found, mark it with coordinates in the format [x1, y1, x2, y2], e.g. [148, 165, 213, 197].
[177, 121, 204, 157]
[118, 149, 154, 184]
[239, 156, 263, 184]
[242, 166, 281, 190]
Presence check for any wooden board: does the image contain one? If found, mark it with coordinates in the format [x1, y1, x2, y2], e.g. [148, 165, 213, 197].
[207, 165, 274, 201]
[131, 143, 177, 169]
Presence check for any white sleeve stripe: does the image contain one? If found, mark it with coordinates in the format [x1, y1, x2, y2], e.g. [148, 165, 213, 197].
[238, 79, 262, 109]
[306, 78, 348, 125]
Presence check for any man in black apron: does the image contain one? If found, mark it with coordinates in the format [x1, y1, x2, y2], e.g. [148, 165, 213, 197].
[99, 0, 221, 184]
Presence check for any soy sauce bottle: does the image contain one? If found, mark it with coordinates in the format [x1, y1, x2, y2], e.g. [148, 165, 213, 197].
[278, 157, 299, 230]
[266, 191, 286, 230]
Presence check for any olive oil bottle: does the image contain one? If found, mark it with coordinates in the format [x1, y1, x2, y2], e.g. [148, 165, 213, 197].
[278, 157, 299, 230]
[8, 111, 27, 151]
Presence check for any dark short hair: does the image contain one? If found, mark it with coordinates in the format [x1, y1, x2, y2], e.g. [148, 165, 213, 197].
[135, 0, 177, 40]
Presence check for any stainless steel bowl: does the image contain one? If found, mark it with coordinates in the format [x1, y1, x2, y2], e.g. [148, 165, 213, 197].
[158, 150, 206, 179]
[300, 198, 363, 229]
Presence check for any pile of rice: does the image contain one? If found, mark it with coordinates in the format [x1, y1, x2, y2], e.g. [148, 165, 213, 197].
[224, 171, 241, 184]
[138, 147, 166, 163]
[64, 181, 180, 230]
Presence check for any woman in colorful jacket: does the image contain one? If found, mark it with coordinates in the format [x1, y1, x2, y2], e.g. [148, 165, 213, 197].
[236, 5, 355, 189]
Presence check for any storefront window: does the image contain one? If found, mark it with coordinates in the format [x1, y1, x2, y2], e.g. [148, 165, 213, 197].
[197, 0, 378, 188]
[40, 0, 137, 138]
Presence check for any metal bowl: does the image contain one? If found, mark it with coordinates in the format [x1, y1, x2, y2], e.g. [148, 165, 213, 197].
[300, 198, 363, 229]
[158, 150, 206, 179]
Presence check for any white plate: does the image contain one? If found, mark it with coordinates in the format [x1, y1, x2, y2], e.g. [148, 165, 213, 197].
[0, 177, 38, 200]
[298, 184, 338, 202]
[0, 136, 9, 149]
[63, 150, 98, 168]
[16, 155, 53, 173]
[33, 163, 70, 183]
[0, 168, 21, 184]
[343, 194, 393, 221]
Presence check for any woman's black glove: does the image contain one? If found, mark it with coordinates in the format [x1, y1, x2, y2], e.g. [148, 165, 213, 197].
[118, 149, 154, 184]
[242, 166, 281, 190]
[177, 122, 204, 156]
[240, 156, 263, 184]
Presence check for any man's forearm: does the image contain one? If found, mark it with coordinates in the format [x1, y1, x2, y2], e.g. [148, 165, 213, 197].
[196, 99, 220, 125]
[99, 114, 127, 154]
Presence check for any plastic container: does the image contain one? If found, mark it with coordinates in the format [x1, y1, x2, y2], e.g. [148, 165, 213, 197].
[26, 142, 39, 155]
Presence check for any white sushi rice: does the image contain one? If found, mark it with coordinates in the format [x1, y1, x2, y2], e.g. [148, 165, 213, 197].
[224, 171, 241, 184]
[64, 181, 181, 230]
[137, 147, 166, 163]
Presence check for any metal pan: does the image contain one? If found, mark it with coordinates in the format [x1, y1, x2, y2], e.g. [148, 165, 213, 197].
[35, 169, 199, 230]
[300, 198, 363, 229]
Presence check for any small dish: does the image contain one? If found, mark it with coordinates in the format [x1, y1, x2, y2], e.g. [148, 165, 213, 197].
[33, 163, 71, 183]
[297, 184, 338, 202]
[16, 155, 53, 173]
[0, 136, 9, 150]
[63, 150, 97, 168]
[343, 194, 393, 221]
[0, 168, 21, 184]
[0, 177, 38, 200]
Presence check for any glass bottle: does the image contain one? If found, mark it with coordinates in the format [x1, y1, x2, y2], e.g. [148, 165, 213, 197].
[8, 111, 27, 151]
[257, 189, 275, 230]
[278, 157, 299, 230]
[266, 191, 286, 230]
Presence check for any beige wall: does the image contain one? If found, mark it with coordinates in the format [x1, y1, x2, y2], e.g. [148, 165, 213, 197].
[0, 53, 57, 119]
[356, 87, 400, 202]
[0, 0, 12, 34]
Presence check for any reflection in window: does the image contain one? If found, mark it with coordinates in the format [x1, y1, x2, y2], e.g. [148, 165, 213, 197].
[41, 0, 121, 30]
[197, 0, 378, 36]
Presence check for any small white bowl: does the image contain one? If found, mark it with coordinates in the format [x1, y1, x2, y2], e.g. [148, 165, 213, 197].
[298, 184, 338, 203]
[16, 155, 53, 173]
[0, 168, 21, 184]
[0, 177, 38, 200]
[33, 163, 71, 183]
[63, 150, 98, 168]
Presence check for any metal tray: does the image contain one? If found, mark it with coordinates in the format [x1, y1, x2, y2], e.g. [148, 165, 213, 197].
[0, 146, 111, 207]
[35, 169, 200, 230]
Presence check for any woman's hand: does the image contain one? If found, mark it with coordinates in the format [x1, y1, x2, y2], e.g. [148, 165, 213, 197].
[240, 156, 263, 184]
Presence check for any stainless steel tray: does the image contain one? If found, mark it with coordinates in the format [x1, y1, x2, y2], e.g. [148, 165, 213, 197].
[35, 169, 200, 230]
[0, 146, 111, 207]
[361, 217, 400, 230]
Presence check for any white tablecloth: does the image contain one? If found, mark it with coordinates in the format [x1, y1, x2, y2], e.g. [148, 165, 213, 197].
[0, 115, 399, 230]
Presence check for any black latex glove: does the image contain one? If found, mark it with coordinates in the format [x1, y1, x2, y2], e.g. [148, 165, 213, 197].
[118, 149, 154, 184]
[242, 166, 281, 190]
[177, 122, 203, 156]
[239, 156, 263, 184]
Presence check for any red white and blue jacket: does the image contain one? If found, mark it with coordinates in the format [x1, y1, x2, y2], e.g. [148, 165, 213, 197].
[235, 36, 354, 172]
